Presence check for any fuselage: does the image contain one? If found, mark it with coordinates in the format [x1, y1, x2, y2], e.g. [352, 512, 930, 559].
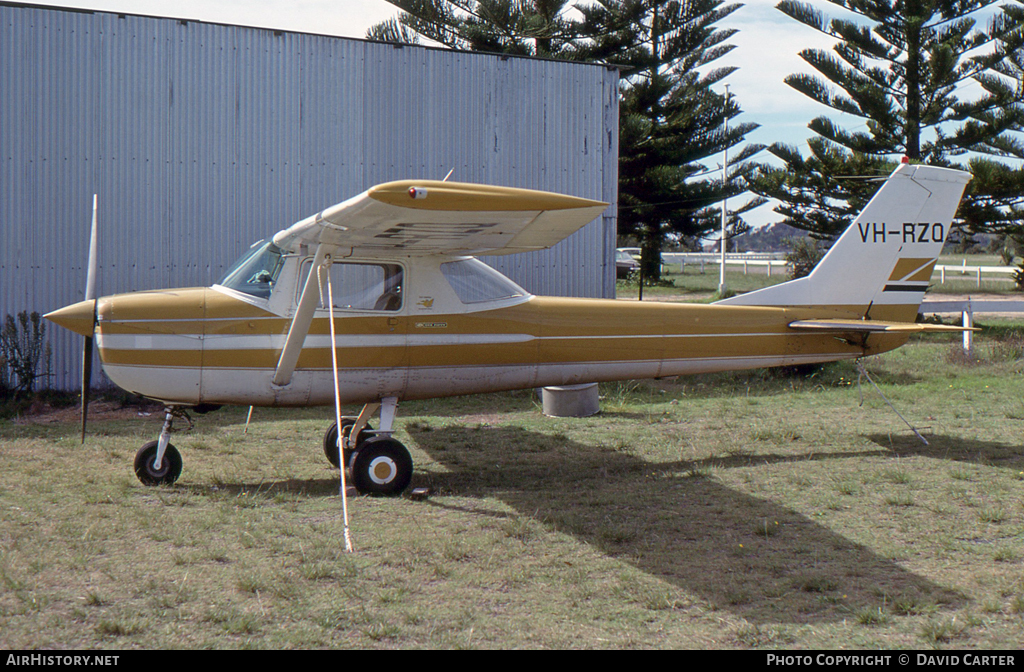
[48, 251, 908, 407]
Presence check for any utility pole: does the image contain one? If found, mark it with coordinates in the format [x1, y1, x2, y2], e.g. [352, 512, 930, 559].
[718, 85, 730, 296]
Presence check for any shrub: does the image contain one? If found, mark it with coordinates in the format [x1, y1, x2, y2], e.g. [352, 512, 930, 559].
[990, 331, 1024, 362]
[0, 311, 52, 396]
[785, 237, 826, 279]
[1014, 259, 1024, 291]
[944, 343, 976, 366]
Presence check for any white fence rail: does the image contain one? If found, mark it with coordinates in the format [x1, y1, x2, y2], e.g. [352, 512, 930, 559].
[660, 253, 790, 277]
[920, 299, 1024, 354]
[934, 263, 1016, 286]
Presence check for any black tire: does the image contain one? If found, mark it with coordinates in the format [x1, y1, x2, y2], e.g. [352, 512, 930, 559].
[349, 436, 413, 497]
[134, 440, 183, 486]
[322, 418, 373, 469]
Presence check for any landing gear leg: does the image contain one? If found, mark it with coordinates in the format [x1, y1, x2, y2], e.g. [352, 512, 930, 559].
[348, 401, 381, 453]
[323, 399, 379, 469]
[323, 417, 372, 469]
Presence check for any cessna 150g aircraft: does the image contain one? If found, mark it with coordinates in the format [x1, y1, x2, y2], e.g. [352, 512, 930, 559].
[46, 162, 971, 496]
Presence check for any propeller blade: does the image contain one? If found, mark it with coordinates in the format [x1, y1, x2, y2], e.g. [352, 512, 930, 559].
[81, 335, 93, 443]
[85, 195, 98, 302]
[81, 195, 99, 443]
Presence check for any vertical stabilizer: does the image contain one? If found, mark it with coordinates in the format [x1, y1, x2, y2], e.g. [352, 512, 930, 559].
[717, 163, 971, 320]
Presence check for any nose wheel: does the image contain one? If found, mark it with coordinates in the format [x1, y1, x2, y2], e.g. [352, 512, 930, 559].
[134, 406, 191, 486]
[134, 440, 182, 485]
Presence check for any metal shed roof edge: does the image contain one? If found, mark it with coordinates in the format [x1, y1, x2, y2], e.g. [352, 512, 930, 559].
[1, 1, 625, 71]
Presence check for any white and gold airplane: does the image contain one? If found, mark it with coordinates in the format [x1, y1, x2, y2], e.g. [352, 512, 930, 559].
[46, 163, 971, 495]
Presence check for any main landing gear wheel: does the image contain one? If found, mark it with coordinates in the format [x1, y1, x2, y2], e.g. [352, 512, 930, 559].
[134, 440, 183, 486]
[323, 419, 373, 469]
[349, 436, 413, 497]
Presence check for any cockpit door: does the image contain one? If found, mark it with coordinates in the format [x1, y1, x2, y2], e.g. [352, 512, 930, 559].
[299, 259, 409, 400]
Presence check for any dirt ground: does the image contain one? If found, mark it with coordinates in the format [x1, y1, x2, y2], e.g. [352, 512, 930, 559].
[12, 398, 163, 424]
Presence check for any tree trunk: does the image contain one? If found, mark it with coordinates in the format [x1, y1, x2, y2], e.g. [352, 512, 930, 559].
[905, 1, 922, 159]
[640, 228, 662, 283]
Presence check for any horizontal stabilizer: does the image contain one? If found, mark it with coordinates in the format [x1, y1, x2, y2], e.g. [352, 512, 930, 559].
[788, 319, 976, 333]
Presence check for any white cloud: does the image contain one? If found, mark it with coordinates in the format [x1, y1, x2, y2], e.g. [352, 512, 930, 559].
[718, 2, 838, 124]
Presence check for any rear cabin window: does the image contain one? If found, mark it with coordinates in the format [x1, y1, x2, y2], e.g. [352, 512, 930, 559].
[441, 259, 527, 304]
[298, 260, 404, 311]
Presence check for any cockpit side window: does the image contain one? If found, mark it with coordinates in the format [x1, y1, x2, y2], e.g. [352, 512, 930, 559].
[298, 260, 404, 312]
[217, 240, 286, 299]
[440, 259, 527, 304]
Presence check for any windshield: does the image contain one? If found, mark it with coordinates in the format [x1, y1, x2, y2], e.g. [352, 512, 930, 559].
[217, 240, 286, 299]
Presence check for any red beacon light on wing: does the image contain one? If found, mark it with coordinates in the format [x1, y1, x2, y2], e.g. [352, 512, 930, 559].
[408, 187, 428, 199]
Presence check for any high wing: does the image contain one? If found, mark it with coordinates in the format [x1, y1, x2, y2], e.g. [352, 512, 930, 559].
[270, 179, 606, 387]
[272, 180, 608, 256]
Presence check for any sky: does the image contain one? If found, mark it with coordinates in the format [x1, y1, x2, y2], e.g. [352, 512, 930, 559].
[41, 0, 847, 227]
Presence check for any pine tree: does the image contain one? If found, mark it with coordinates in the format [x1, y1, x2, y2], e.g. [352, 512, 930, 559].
[369, 0, 765, 281]
[753, 0, 1024, 240]
[367, 0, 586, 57]
[594, 1, 765, 280]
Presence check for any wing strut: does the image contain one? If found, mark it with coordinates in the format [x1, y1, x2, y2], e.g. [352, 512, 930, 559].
[272, 243, 336, 387]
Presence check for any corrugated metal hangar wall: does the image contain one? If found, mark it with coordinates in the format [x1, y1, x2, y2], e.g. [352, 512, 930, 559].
[0, 3, 619, 390]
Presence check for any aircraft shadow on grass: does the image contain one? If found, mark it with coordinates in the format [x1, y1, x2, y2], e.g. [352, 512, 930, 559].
[404, 424, 964, 625]
[865, 433, 1024, 470]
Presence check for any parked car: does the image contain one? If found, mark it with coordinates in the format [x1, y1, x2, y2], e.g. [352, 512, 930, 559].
[616, 249, 640, 279]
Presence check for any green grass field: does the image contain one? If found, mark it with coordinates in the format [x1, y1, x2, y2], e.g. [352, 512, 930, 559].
[1, 328, 1023, 649]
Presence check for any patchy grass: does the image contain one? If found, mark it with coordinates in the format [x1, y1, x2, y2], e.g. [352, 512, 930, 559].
[1, 336, 1023, 648]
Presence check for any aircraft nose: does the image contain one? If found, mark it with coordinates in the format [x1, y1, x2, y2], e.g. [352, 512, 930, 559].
[44, 299, 97, 337]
